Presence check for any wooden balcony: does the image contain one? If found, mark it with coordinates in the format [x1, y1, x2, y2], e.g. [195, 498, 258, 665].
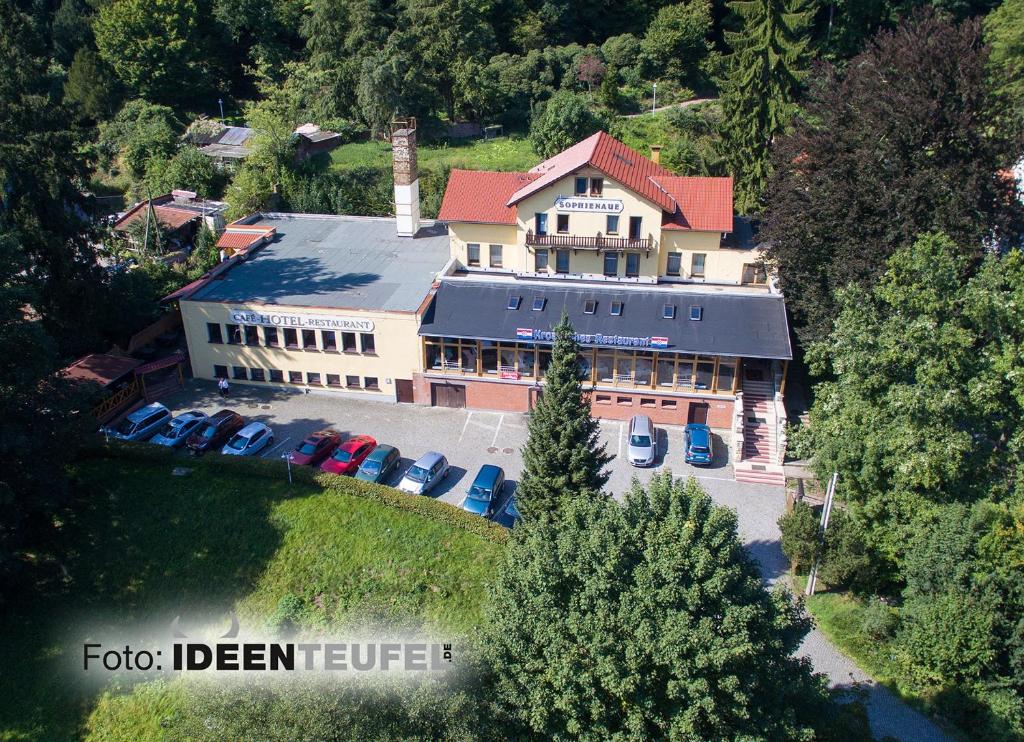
[525, 230, 657, 253]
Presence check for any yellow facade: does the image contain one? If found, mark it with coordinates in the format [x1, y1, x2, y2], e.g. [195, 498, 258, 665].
[181, 301, 425, 397]
[446, 167, 762, 285]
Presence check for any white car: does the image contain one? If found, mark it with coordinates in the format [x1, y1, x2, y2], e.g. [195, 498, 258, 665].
[221, 422, 274, 456]
[627, 414, 657, 467]
[150, 410, 208, 448]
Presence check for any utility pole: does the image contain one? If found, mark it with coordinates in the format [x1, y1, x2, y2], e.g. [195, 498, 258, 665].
[218, 98, 225, 124]
[805, 472, 838, 596]
[652, 83, 657, 114]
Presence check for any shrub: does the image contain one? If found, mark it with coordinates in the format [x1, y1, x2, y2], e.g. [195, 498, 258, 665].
[266, 594, 305, 637]
[861, 596, 898, 641]
[778, 501, 820, 573]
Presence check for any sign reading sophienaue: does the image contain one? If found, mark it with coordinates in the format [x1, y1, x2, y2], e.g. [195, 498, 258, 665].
[554, 196, 623, 214]
[230, 309, 374, 332]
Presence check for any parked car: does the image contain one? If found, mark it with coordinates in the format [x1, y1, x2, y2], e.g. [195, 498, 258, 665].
[150, 410, 208, 448]
[355, 444, 402, 484]
[492, 495, 521, 529]
[104, 402, 172, 442]
[320, 434, 377, 475]
[288, 429, 342, 466]
[222, 422, 274, 456]
[684, 423, 714, 466]
[398, 451, 449, 495]
[461, 465, 505, 517]
[627, 414, 657, 467]
[187, 409, 245, 455]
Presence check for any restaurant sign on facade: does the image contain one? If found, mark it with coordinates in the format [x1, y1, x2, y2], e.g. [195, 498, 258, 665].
[554, 196, 623, 214]
[517, 328, 669, 349]
[230, 308, 375, 332]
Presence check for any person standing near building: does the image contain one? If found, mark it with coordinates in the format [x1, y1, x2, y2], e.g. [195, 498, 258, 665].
[218, 377, 229, 397]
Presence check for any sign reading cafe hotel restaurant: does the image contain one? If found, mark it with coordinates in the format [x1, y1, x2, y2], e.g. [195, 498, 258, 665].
[554, 196, 623, 214]
[518, 328, 668, 349]
[230, 308, 374, 333]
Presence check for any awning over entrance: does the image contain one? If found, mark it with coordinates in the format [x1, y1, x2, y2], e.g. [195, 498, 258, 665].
[419, 280, 792, 360]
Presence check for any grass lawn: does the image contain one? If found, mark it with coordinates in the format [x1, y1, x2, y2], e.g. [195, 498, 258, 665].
[328, 136, 540, 174]
[0, 456, 501, 741]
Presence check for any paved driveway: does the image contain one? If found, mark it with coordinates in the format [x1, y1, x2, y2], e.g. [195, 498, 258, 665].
[158, 381, 949, 741]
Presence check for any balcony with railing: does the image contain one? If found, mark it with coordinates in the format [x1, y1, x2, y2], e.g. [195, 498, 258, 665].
[525, 229, 657, 253]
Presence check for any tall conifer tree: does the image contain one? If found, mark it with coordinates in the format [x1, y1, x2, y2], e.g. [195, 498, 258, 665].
[719, 0, 814, 213]
[517, 314, 611, 520]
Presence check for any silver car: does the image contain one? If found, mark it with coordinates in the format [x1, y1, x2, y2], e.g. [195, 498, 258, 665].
[221, 422, 274, 456]
[150, 410, 208, 448]
[104, 403, 172, 442]
[627, 415, 657, 467]
[398, 451, 450, 495]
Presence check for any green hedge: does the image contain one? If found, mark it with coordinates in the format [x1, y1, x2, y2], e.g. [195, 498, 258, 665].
[78, 440, 510, 544]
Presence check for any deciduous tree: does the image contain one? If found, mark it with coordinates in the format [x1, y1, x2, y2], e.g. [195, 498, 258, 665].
[528, 90, 608, 158]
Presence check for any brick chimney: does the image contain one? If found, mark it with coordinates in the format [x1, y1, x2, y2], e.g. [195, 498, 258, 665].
[391, 118, 420, 237]
[650, 145, 662, 165]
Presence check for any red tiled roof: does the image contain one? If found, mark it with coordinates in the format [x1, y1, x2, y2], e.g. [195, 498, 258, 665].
[114, 202, 201, 232]
[62, 353, 141, 387]
[655, 176, 734, 232]
[216, 225, 275, 254]
[437, 170, 539, 225]
[507, 132, 676, 211]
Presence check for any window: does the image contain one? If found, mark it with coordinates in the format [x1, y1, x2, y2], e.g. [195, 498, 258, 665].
[660, 399, 678, 410]
[629, 216, 642, 240]
[307, 371, 322, 385]
[264, 327, 279, 347]
[326, 373, 341, 387]
[269, 369, 284, 383]
[535, 213, 548, 236]
[574, 176, 587, 195]
[590, 177, 603, 195]
[322, 331, 337, 351]
[610, 301, 623, 316]
[341, 332, 357, 352]
[640, 397, 656, 408]
[489, 244, 503, 268]
[666, 253, 681, 276]
[507, 295, 521, 310]
[625, 252, 640, 278]
[556, 214, 569, 234]
[364, 376, 380, 390]
[692, 253, 706, 277]
[663, 304, 676, 319]
[300, 329, 317, 350]
[689, 305, 703, 321]
[214, 364, 228, 378]
[226, 324, 241, 344]
[467, 243, 480, 266]
[250, 368, 265, 382]
[616, 396, 633, 406]
[232, 366, 247, 380]
[360, 333, 375, 353]
[595, 394, 612, 404]
[603, 252, 618, 276]
[244, 325, 259, 345]
[532, 297, 545, 311]
[207, 323, 223, 343]
[584, 299, 597, 315]
[284, 328, 299, 349]
[288, 370, 303, 383]
[534, 249, 549, 272]
[556, 249, 570, 274]
[606, 215, 619, 234]
[742, 263, 767, 285]
[345, 375, 360, 388]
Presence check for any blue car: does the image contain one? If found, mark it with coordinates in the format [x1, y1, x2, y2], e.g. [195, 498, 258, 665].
[461, 465, 505, 517]
[684, 423, 714, 466]
[150, 410, 208, 448]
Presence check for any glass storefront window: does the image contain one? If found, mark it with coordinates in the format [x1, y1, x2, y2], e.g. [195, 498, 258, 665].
[538, 350, 552, 378]
[717, 359, 735, 393]
[657, 359, 675, 387]
[676, 358, 695, 389]
[615, 353, 634, 383]
[695, 361, 715, 390]
[577, 351, 593, 382]
[461, 344, 478, 374]
[635, 354, 653, 386]
[426, 343, 441, 369]
[442, 345, 460, 369]
[482, 347, 498, 374]
[596, 352, 615, 383]
[518, 348, 535, 377]
[499, 347, 516, 373]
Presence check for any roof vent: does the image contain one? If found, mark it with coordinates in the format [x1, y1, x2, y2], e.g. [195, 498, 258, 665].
[689, 305, 703, 321]
[662, 304, 676, 320]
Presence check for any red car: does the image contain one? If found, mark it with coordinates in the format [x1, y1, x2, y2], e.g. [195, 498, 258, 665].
[320, 435, 377, 476]
[288, 429, 342, 466]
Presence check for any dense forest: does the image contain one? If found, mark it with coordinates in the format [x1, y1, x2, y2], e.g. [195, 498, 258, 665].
[3, 0, 1024, 738]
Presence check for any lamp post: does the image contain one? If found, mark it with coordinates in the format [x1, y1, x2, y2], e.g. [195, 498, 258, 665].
[218, 98, 225, 123]
[652, 83, 657, 114]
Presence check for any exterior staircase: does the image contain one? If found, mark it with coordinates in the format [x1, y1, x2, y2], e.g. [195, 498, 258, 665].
[734, 378, 786, 486]
[143, 375, 183, 403]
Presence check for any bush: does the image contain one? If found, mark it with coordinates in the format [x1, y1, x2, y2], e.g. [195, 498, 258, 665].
[819, 510, 876, 593]
[778, 501, 820, 574]
[266, 594, 305, 637]
[861, 596, 898, 640]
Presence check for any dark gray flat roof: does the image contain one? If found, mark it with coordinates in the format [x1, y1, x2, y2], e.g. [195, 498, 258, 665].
[420, 279, 792, 359]
[188, 214, 451, 312]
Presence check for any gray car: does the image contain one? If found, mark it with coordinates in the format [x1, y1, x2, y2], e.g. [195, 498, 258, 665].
[104, 403, 172, 442]
[398, 451, 450, 495]
[627, 414, 657, 467]
[150, 410, 208, 448]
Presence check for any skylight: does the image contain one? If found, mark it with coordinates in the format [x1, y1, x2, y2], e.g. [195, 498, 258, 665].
[662, 304, 676, 319]
[689, 305, 703, 321]
[507, 296, 521, 310]
[532, 297, 546, 311]
[584, 299, 597, 315]
[610, 301, 623, 316]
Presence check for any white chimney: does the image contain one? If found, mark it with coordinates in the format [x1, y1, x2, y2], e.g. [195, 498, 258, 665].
[391, 118, 420, 237]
